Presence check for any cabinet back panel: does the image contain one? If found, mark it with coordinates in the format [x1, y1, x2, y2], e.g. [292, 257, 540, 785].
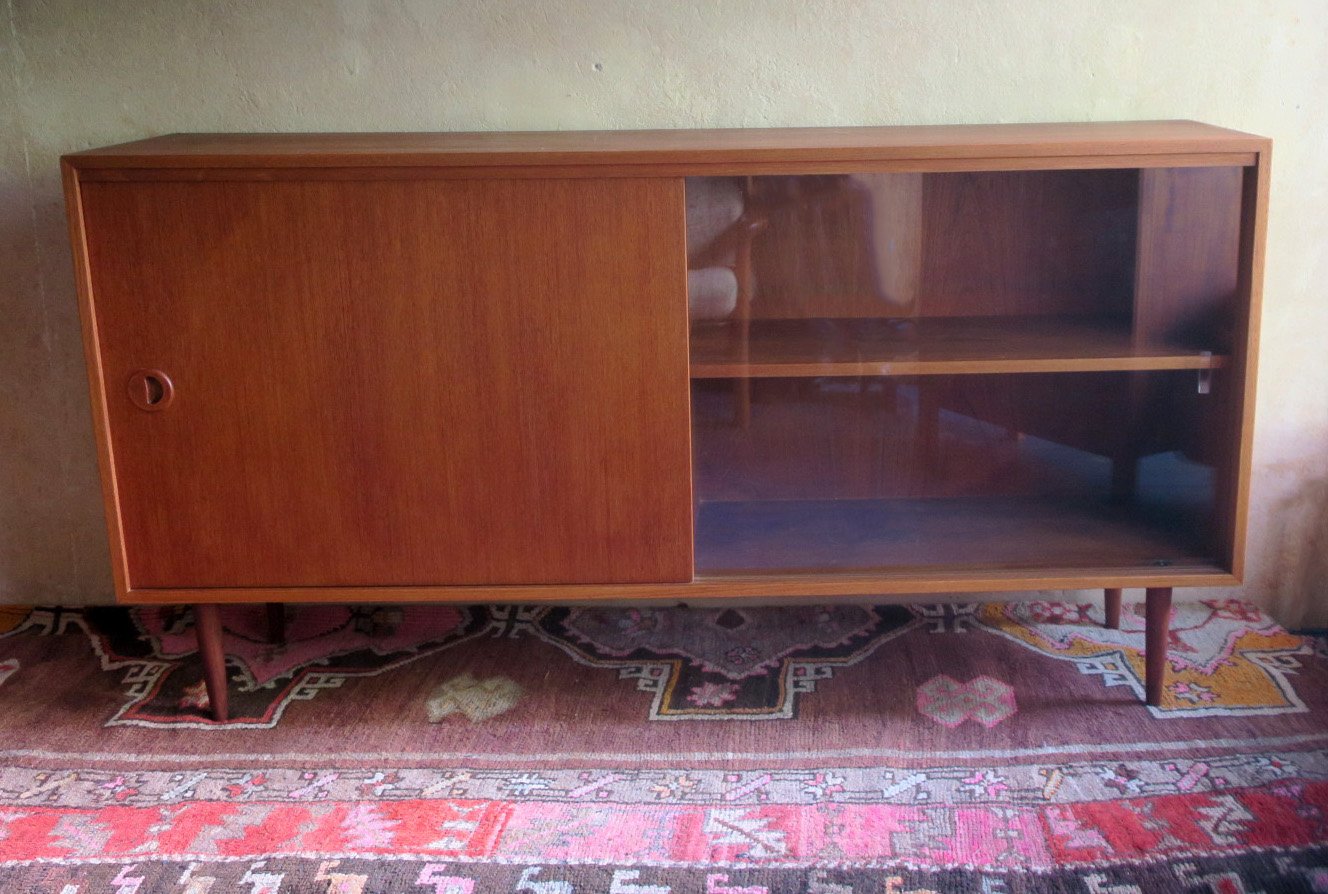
[80, 177, 693, 588]
[1133, 167, 1243, 349]
[738, 170, 1137, 320]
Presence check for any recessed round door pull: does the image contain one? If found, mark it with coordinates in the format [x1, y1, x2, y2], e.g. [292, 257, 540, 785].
[126, 369, 175, 411]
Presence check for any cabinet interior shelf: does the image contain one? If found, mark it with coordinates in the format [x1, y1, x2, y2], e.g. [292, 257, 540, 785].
[693, 495, 1217, 577]
[689, 316, 1229, 379]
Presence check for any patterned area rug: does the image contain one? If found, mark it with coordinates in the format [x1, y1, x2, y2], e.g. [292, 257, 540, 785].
[0, 599, 1326, 891]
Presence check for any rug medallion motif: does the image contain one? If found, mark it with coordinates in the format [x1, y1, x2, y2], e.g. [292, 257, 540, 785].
[525, 604, 917, 720]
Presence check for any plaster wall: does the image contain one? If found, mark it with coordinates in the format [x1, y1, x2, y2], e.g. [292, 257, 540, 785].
[2, 0, 1325, 623]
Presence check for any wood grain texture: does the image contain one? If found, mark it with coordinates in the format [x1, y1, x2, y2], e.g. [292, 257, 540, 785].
[1104, 587, 1122, 629]
[743, 175, 894, 319]
[72, 153, 1258, 181]
[689, 316, 1228, 378]
[62, 161, 132, 598]
[194, 603, 229, 722]
[64, 121, 1266, 170]
[740, 170, 1137, 321]
[127, 567, 1235, 605]
[917, 170, 1138, 318]
[63, 123, 1269, 616]
[1224, 155, 1272, 580]
[1145, 586, 1174, 706]
[78, 176, 693, 589]
[1133, 167, 1243, 348]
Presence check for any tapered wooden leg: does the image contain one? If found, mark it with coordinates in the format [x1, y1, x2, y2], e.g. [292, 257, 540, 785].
[266, 602, 286, 645]
[1144, 587, 1172, 707]
[194, 604, 229, 722]
[1104, 588, 1122, 629]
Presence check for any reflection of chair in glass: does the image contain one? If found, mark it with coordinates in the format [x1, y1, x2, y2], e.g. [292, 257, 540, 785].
[686, 177, 765, 426]
[745, 174, 907, 319]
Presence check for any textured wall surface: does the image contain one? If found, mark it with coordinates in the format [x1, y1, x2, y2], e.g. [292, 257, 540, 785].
[2, 0, 1325, 622]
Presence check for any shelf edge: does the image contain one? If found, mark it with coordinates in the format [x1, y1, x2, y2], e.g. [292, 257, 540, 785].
[690, 354, 1230, 379]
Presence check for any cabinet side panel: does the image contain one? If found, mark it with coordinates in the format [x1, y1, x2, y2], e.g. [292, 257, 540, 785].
[1224, 156, 1271, 578]
[61, 163, 131, 600]
[81, 176, 692, 588]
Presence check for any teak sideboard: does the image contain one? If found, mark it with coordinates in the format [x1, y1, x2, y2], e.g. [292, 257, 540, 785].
[62, 121, 1270, 722]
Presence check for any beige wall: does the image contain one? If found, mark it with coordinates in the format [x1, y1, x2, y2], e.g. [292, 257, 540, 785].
[3, 0, 1325, 624]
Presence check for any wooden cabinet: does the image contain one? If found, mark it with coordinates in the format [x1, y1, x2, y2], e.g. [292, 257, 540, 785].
[73, 176, 693, 590]
[63, 122, 1270, 718]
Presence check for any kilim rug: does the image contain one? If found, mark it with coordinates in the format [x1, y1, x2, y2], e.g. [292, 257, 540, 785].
[0, 599, 1326, 891]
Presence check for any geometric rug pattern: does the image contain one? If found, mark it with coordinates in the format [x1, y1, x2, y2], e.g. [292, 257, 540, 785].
[83, 603, 490, 728]
[983, 599, 1315, 717]
[1, 598, 1326, 890]
[527, 603, 917, 720]
[2, 599, 1314, 728]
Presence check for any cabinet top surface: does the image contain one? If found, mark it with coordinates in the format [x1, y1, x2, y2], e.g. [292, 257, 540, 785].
[65, 120, 1267, 169]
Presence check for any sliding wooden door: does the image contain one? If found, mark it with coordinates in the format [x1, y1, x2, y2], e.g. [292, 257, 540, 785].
[77, 175, 692, 589]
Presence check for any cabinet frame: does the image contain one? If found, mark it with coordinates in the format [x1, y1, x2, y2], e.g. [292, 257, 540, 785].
[64, 122, 1270, 608]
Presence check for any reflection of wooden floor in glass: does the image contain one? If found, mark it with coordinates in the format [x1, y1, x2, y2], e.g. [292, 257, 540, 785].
[695, 495, 1215, 576]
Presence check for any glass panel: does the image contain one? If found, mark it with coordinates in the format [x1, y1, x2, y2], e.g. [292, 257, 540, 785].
[693, 372, 1225, 574]
[686, 168, 1244, 575]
